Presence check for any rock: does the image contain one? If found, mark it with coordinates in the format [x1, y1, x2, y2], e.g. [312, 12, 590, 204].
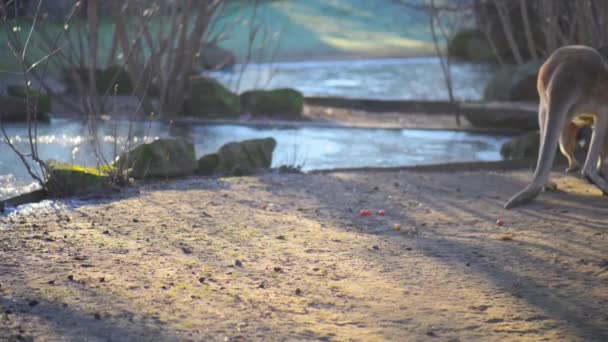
[240, 88, 304, 118]
[96, 65, 133, 95]
[6, 85, 52, 114]
[216, 138, 276, 175]
[500, 131, 540, 159]
[45, 160, 110, 196]
[448, 29, 494, 61]
[1, 75, 66, 95]
[461, 102, 538, 130]
[183, 76, 241, 118]
[197, 153, 219, 175]
[200, 44, 236, 71]
[64, 66, 133, 95]
[1, 189, 48, 209]
[114, 139, 197, 179]
[483, 60, 542, 102]
[0, 94, 50, 122]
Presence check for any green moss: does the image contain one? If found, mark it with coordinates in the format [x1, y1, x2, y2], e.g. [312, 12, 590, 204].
[64, 66, 134, 95]
[6, 85, 52, 114]
[182, 77, 241, 118]
[216, 138, 276, 175]
[240, 88, 303, 118]
[197, 153, 219, 175]
[45, 160, 111, 197]
[448, 29, 494, 61]
[97, 65, 134, 95]
[114, 139, 197, 179]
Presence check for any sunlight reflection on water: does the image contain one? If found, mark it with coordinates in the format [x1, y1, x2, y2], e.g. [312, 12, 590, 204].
[1, 119, 511, 201]
[209, 57, 495, 100]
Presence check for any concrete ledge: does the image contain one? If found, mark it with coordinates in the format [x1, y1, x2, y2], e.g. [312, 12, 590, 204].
[304, 96, 539, 130]
[309, 158, 539, 174]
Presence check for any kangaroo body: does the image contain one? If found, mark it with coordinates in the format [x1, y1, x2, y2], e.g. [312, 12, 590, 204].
[505, 45, 608, 208]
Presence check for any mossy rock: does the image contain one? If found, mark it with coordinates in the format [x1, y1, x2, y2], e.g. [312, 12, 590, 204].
[6, 85, 52, 114]
[64, 66, 133, 95]
[183, 77, 241, 118]
[217, 138, 276, 175]
[97, 65, 134, 95]
[484, 60, 542, 103]
[0, 94, 50, 122]
[200, 44, 236, 71]
[240, 88, 303, 118]
[448, 29, 494, 61]
[45, 160, 111, 196]
[197, 153, 219, 175]
[500, 132, 540, 159]
[114, 139, 197, 179]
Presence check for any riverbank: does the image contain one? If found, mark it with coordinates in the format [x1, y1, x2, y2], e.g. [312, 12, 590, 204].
[1, 167, 607, 341]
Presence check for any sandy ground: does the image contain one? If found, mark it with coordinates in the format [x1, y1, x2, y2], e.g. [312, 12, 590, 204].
[1, 168, 607, 342]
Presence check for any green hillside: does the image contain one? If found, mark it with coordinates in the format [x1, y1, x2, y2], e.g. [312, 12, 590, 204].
[0, 0, 437, 75]
[218, 0, 436, 61]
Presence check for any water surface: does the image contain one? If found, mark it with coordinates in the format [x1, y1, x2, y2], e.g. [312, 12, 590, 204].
[1, 118, 510, 200]
[210, 57, 495, 100]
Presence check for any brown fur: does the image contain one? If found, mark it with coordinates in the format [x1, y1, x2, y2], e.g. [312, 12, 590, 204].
[505, 45, 608, 208]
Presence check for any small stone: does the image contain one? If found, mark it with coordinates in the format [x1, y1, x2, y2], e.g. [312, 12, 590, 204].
[273, 267, 282, 273]
[393, 224, 402, 231]
[372, 245, 380, 250]
[500, 234, 513, 241]
[295, 288, 302, 295]
[198, 277, 205, 284]
[235, 260, 243, 267]
[28, 300, 39, 307]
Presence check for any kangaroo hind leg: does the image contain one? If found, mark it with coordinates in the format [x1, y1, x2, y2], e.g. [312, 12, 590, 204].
[505, 97, 571, 209]
[581, 113, 608, 194]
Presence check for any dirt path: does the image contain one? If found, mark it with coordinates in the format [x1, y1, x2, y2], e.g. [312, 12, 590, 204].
[1, 169, 607, 341]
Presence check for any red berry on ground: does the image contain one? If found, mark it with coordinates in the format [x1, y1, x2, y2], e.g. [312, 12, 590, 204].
[378, 210, 386, 216]
[496, 219, 504, 226]
[359, 209, 372, 217]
